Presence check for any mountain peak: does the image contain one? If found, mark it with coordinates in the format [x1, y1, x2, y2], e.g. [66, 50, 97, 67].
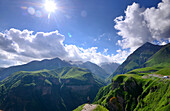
[143, 42, 152, 45]
[141, 42, 155, 48]
[111, 42, 163, 78]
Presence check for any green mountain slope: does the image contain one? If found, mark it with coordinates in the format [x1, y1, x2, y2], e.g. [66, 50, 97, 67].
[92, 43, 170, 111]
[111, 42, 162, 78]
[0, 57, 72, 81]
[0, 58, 111, 84]
[94, 72, 170, 111]
[0, 67, 102, 111]
[145, 43, 170, 67]
[127, 66, 170, 76]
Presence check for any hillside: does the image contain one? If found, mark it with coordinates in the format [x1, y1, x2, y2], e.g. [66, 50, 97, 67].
[72, 42, 170, 111]
[0, 58, 116, 83]
[0, 57, 71, 81]
[145, 43, 170, 67]
[76, 61, 110, 81]
[0, 67, 102, 111]
[94, 69, 170, 111]
[110, 42, 163, 79]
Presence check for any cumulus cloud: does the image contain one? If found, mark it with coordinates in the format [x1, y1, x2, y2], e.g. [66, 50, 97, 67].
[0, 28, 127, 67]
[114, 0, 170, 51]
[65, 45, 128, 64]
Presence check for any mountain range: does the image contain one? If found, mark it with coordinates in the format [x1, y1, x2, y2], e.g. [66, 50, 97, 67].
[0, 42, 170, 111]
[0, 58, 119, 82]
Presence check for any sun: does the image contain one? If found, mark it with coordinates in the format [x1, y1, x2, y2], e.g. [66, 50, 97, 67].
[44, 0, 57, 13]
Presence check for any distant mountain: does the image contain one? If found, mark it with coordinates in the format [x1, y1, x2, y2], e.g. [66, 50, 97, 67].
[111, 42, 163, 77]
[0, 67, 102, 111]
[0, 58, 113, 82]
[144, 43, 170, 67]
[75, 61, 110, 81]
[0, 57, 72, 81]
[100, 62, 119, 75]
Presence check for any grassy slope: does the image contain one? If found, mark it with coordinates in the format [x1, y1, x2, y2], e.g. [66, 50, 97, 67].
[0, 67, 102, 111]
[73, 104, 85, 111]
[135, 79, 170, 111]
[93, 105, 109, 111]
[145, 43, 170, 67]
[0, 70, 64, 111]
[94, 70, 170, 111]
[0, 57, 72, 81]
[156, 67, 170, 75]
[59, 67, 90, 80]
[127, 66, 170, 76]
[95, 43, 170, 110]
[112, 42, 162, 76]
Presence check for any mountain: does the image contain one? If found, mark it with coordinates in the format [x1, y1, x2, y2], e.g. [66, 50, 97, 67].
[74, 42, 170, 111]
[111, 42, 163, 77]
[144, 43, 170, 67]
[0, 57, 71, 81]
[75, 61, 110, 81]
[0, 67, 102, 111]
[100, 62, 119, 75]
[94, 70, 170, 111]
[0, 58, 112, 82]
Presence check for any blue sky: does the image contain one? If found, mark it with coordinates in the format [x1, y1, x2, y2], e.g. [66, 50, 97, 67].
[0, 0, 169, 67]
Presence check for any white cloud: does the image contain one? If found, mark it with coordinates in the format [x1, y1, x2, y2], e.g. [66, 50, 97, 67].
[160, 41, 167, 45]
[0, 28, 126, 67]
[114, 0, 170, 51]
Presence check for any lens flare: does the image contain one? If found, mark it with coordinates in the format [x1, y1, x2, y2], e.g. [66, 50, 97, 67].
[28, 7, 35, 15]
[68, 33, 72, 38]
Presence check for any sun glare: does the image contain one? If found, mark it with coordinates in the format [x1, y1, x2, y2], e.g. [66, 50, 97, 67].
[44, 0, 57, 13]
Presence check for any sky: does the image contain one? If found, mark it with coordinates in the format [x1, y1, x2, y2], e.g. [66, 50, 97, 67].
[0, 0, 170, 67]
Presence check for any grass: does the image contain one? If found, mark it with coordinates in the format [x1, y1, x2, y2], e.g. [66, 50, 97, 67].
[155, 67, 170, 75]
[60, 67, 91, 81]
[73, 104, 85, 111]
[127, 66, 170, 76]
[135, 79, 170, 111]
[127, 67, 163, 75]
[94, 71, 170, 111]
[0, 67, 102, 111]
[145, 43, 170, 67]
[93, 105, 109, 111]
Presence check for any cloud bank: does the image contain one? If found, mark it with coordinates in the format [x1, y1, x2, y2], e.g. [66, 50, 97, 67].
[0, 28, 126, 67]
[114, 0, 170, 51]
